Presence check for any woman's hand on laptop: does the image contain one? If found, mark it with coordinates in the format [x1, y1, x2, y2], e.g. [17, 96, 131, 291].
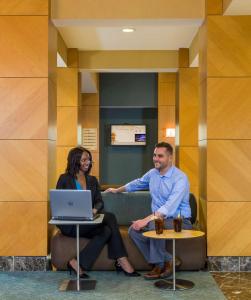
[92, 208, 98, 215]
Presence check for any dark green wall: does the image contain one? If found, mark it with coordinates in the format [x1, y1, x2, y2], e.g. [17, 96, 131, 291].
[99, 73, 158, 185]
[100, 73, 157, 107]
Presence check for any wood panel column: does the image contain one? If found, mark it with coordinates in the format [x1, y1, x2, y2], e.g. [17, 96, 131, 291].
[56, 49, 81, 178]
[0, 1, 57, 256]
[199, 8, 251, 255]
[177, 49, 199, 206]
[81, 74, 100, 179]
[158, 73, 176, 157]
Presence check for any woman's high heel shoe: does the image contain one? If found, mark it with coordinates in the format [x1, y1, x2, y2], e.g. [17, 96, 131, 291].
[67, 262, 89, 279]
[114, 261, 141, 277]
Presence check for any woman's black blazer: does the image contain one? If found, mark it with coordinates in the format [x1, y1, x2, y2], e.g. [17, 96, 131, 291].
[56, 173, 104, 212]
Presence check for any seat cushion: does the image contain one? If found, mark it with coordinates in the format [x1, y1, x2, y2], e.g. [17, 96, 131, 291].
[51, 227, 151, 271]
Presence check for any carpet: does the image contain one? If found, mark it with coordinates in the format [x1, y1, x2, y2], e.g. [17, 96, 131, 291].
[0, 271, 225, 300]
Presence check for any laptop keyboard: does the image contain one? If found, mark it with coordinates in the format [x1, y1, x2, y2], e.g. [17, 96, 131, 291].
[53, 214, 100, 221]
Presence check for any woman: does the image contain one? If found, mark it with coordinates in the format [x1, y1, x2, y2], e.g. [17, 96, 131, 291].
[56, 146, 140, 278]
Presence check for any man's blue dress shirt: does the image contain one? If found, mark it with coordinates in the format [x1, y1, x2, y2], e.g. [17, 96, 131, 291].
[125, 166, 191, 218]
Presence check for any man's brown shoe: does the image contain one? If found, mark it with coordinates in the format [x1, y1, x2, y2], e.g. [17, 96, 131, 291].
[143, 266, 162, 280]
[160, 261, 173, 279]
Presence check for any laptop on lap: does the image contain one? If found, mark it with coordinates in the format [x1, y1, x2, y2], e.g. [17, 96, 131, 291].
[50, 189, 100, 221]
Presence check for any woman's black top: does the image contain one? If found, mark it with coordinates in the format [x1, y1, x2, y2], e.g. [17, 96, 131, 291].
[56, 173, 104, 212]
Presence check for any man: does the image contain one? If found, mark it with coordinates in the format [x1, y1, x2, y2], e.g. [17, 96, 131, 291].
[105, 142, 192, 280]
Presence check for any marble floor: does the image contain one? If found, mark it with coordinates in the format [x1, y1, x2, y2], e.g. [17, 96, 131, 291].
[212, 272, 251, 300]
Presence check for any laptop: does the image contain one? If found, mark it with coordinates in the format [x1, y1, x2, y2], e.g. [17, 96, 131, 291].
[50, 189, 100, 221]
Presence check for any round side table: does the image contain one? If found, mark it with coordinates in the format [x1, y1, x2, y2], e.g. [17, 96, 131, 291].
[143, 229, 205, 291]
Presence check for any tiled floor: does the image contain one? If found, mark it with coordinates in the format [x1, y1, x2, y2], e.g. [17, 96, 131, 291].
[212, 272, 251, 300]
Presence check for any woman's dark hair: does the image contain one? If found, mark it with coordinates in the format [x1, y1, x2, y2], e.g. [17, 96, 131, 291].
[66, 146, 93, 177]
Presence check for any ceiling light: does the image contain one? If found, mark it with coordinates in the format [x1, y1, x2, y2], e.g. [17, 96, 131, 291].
[122, 28, 135, 33]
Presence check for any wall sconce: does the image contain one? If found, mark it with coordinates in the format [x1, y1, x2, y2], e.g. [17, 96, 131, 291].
[166, 128, 175, 138]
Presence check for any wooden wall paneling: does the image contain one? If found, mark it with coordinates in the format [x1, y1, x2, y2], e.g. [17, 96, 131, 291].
[0, 0, 48, 15]
[57, 106, 78, 146]
[179, 147, 199, 187]
[48, 140, 57, 191]
[67, 48, 79, 68]
[81, 102, 100, 176]
[81, 105, 99, 128]
[0, 140, 48, 202]
[158, 82, 176, 106]
[179, 68, 199, 146]
[207, 0, 223, 15]
[79, 50, 178, 70]
[48, 78, 57, 141]
[208, 202, 251, 256]
[0, 16, 48, 77]
[57, 68, 79, 106]
[158, 73, 176, 83]
[199, 139, 207, 201]
[48, 20, 57, 86]
[158, 73, 176, 161]
[90, 152, 99, 178]
[0, 78, 48, 139]
[199, 78, 207, 141]
[198, 21, 207, 84]
[199, 197, 207, 232]
[223, 0, 232, 13]
[207, 140, 251, 202]
[158, 105, 175, 142]
[56, 146, 73, 179]
[208, 16, 251, 77]
[178, 48, 189, 68]
[82, 93, 99, 106]
[0, 202, 47, 256]
[207, 78, 251, 140]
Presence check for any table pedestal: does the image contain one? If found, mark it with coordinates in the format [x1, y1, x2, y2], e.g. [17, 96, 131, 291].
[60, 279, 96, 291]
[142, 230, 205, 292]
[155, 278, 194, 290]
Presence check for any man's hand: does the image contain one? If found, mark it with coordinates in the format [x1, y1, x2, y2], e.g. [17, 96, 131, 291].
[104, 188, 119, 193]
[132, 218, 149, 231]
[92, 208, 98, 215]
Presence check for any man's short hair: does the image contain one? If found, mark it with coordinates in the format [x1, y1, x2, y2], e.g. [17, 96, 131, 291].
[155, 142, 173, 155]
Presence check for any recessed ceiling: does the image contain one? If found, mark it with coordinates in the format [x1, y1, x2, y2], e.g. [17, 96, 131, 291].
[55, 19, 202, 51]
[225, 0, 251, 15]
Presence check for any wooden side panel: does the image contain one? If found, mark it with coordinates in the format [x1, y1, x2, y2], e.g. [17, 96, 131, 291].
[56, 146, 72, 179]
[0, 140, 48, 202]
[207, 140, 251, 202]
[158, 82, 176, 106]
[158, 73, 176, 141]
[158, 106, 175, 141]
[57, 107, 78, 146]
[208, 202, 251, 256]
[57, 68, 79, 106]
[179, 147, 199, 187]
[0, 202, 47, 256]
[0, 0, 48, 15]
[207, 0, 223, 15]
[0, 16, 48, 77]
[179, 68, 199, 146]
[208, 16, 251, 77]
[208, 78, 251, 139]
[0, 78, 48, 139]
